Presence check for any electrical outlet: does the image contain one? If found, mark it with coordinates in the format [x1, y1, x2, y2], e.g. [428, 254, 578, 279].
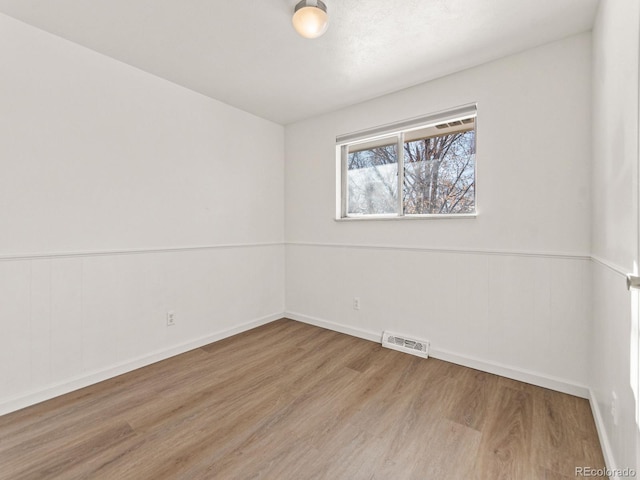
[610, 391, 618, 426]
[353, 297, 360, 310]
[167, 311, 176, 327]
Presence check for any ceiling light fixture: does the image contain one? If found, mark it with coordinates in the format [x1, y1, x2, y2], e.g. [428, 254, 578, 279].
[292, 0, 328, 39]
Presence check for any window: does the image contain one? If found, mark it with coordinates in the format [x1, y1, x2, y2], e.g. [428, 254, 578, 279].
[337, 105, 477, 219]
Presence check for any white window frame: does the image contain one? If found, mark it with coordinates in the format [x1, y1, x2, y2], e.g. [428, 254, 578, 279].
[336, 104, 478, 220]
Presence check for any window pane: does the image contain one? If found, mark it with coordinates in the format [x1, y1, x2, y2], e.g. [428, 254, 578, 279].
[403, 122, 475, 215]
[347, 137, 398, 215]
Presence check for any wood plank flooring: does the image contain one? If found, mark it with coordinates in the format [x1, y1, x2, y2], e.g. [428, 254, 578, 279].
[0, 319, 606, 479]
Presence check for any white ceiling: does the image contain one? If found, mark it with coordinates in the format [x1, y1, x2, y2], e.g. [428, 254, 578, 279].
[0, 0, 599, 124]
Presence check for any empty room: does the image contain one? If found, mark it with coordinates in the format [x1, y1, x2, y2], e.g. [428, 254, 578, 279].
[0, 0, 639, 478]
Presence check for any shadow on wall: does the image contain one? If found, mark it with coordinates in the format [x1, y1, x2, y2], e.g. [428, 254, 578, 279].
[632, 262, 640, 470]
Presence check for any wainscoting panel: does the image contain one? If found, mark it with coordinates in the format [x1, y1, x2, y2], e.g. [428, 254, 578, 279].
[286, 243, 590, 390]
[0, 244, 284, 415]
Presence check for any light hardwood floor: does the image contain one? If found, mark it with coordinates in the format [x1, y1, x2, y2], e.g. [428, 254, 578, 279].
[0, 319, 606, 479]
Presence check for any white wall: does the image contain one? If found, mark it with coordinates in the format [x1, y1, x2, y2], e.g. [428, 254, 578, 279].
[590, 0, 640, 474]
[285, 33, 592, 395]
[0, 14, 285, 414]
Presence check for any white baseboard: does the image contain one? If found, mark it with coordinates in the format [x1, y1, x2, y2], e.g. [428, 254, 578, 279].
[589, 388, 619, 478]
[429, 347, 589, 398]
[285, 311, 589, 399]
[0, 312, 284, 416]
[285, 311, 381, 343]
[2, 310, 594, 419]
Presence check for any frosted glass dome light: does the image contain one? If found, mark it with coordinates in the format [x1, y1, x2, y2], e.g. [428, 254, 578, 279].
[292, 0, 328, 39]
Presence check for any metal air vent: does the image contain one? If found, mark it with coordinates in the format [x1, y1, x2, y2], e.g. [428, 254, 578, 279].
[382, 331, 430, 358]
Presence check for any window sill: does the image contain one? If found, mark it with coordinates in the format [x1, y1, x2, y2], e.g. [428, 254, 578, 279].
[335, 214, 477, 222]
